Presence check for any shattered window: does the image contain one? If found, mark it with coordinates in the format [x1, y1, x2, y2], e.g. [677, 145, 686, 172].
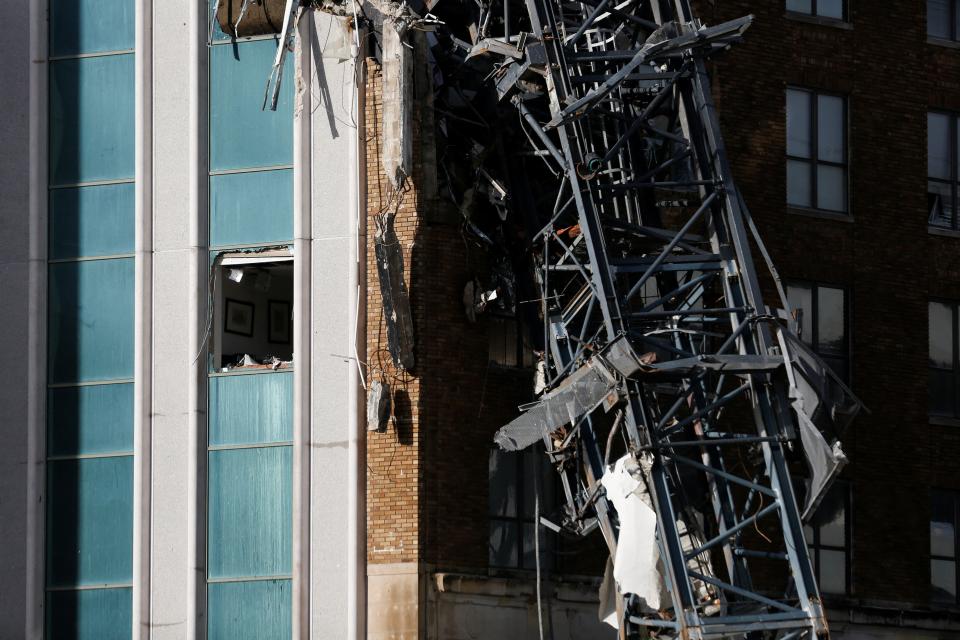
[786, 0, 845, 20]
[928, 0, 960, 41]
[787, 283, 849, 382]
[803, 481, 850, 595]
[786, 88, 848, 213]
[928, 112, 960, 230]
[488, 446, 556, 570]
[931, 490, 959, 604]
[929, 300, 960, 418]
[488, 314, 536, 368]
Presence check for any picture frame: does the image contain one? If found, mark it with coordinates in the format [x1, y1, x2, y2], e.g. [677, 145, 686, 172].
[268, 300, 291, 344]
[224, 298, 254, 337]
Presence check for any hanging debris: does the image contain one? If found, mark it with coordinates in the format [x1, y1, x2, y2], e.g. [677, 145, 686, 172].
[374, 215, 415, 371]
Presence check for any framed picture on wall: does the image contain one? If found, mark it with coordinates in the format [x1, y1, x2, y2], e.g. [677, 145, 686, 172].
[268, 300, 291, 344]
[224, 298, 254, 337]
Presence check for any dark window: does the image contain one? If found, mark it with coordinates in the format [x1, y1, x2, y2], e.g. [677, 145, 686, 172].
[488, 314, 535, 368]
[929, 300, 960, 417]
[931, 490, 959, 604]
[928, 112, 960, 230]
[786, 88, 848, 213]
[786, 0, 845, 20]
[928, 0, 960, 41]
[804, 481, 850, 595]
[488, 447, 555, 570]
[786, 282, 849, 382]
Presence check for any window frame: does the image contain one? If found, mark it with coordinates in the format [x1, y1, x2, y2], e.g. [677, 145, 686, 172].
[928, 111, 960, 231]
[786, 87, 849, 214]
[786, 280, 851, 382]
[804, 480, 852, 596]
[931, 489, 960, 605]
[929, 299, 960, 419]
[488, 447, 556, 572]
[487, 311, 535, 369]
[786, 0, 847, 21]
[928, 0, 960, 43]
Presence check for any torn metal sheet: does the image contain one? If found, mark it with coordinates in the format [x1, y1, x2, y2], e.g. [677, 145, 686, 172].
[381, 15, 413, 187]
[601, 455, 664, 613]
[263, 0, 299, 111]
[367, 380, 391, 432]
[374, 218, 415, 371]
[494, 359, 616, 451]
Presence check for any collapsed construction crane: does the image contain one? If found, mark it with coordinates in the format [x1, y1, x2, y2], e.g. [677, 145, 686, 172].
[217, 0, 862, 636]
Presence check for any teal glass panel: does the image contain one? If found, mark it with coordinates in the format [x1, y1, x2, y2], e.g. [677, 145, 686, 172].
[50, 0, 134, 57]
[210, 373, 293, 446]
[50, 55, 135, 185]
[207, 580, 291, 640]
[208, 446, 292, 578]
[47, 587, 132, 640]
[50, 183, 135, 259]
[48, 258, 135, 383]
[209, 169, 293, 247]
[209, 40, 293, 170]
[47, 457, 133, 587]
[48, 383, 134, 457]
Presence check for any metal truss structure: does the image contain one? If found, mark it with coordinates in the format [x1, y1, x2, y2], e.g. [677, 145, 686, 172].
[476, 1, 860, 638]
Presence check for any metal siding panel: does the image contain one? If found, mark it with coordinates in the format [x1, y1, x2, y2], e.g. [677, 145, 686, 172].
[209, 169, 293, 247]
[46, 588, 132, 640]
[48, 383, 134, 457]
[49, 183, 135, 259]
[49, 55, 135, 185]
[209, 39, 293, 171]
[47, 457, 134, 587]
[50, 0, 134, 57]
[209, 373, 293, 446]
[207, 580, 291, 640]
[208, 446, 292, 578]
[48, 258, 135, 383]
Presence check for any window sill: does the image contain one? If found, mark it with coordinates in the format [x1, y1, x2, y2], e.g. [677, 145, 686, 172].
[930, 415, 960, 427]
[784, 12, 853, 30]
[786, 206, 853, 223]
[929, 226, 960, 239]
[927, 37, 960, 50]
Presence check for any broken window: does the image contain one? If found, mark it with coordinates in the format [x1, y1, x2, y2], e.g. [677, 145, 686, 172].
[803, 481, 850, 595]
[488, 314, 536, 368]
[488, 447, 555, 570]
[787, 282, 849, 382]
[786, 0, 845, 20]
[212, 248, 294, 371]
[928, 0, 960, 41]
[787, 88, 848, 213]
[929, 300, 960, 417]
[932, 490, 959, 604]
[928, 111, 960, 230]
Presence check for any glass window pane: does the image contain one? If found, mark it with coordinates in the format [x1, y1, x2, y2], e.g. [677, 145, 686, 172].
[929, 113, 952, 180]
[787, 284, 813, 345]
[929, 302, 954, 368]
[817, 95, 845, 163]
[929, 0, 952, 39]
[50, 0, 134, 57]
[208, 579, 291, 640]
[932, 559, 957, 602]
[804, 524, 814, 544]
[47, 588, 132, 640]
[786, 0, 813, 14]
[522, 522, 554, 570]
[817, 287, 845, 353]
[48, 383, 134, 457]
[489, 520, 520, 567]
[787, 160, 812, 207]
[928, 181, 954, 228]
[816, 164, 847, 212]
[49, 183, 135, 260]
[489, 449, 517, 517]
[817, 0, 843, 19]
[929, 369, 956, 417]
[209, 372, 294, 446]
[932, 493, 956, 557]
[819, 549, 846, 594]
[787, 90, 812, 158]
[209, 169, 294, 248]
[815, 484, 846, 547]
[208, 446, 292, 579]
